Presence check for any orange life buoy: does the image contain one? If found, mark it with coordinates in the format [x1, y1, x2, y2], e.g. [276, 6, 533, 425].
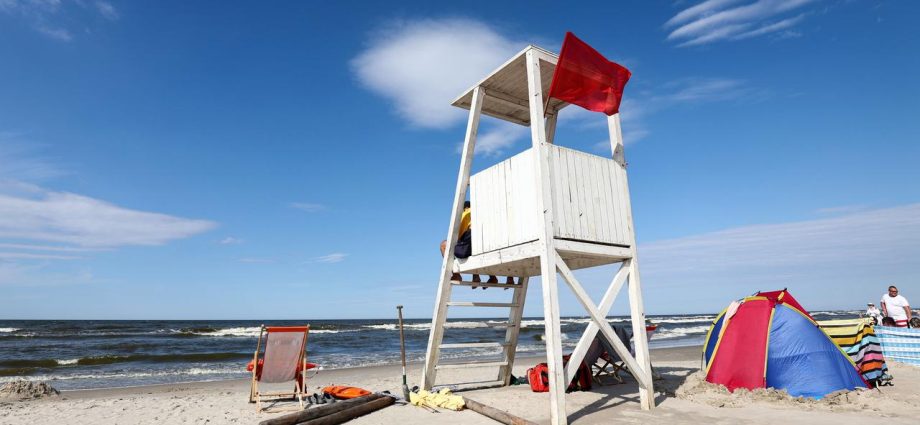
[322, 385, 372, 399]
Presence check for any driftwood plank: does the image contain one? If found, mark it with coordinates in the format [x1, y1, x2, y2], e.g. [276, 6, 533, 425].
[257, 394, 383, 425]
[463, 397, 538, 425]
[297, 396, 395, 425]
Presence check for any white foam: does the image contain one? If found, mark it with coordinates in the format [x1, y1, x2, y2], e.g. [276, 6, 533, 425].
[57, 359, 79, 366]
[0, 328, 18, 333]
[196, 327, 262, 337]
[652, 325, 711, 339]
[652, 316, 716, 324]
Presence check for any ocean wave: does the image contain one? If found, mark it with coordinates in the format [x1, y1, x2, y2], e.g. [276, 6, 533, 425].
[1, 352, 251, 373]
[652, 316, 716, 324]
[652, 325, 711, 340]
[0, 328, 18, 333]
[0, 365, 246, 385]
[363, 322, 484, 330]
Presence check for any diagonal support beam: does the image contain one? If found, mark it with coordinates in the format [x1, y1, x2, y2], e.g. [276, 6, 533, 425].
[555, 252, 651, 390]
[563, 259, 630, 383]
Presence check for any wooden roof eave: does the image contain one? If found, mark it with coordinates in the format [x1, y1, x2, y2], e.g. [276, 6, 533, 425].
[450, 45, 570, 126]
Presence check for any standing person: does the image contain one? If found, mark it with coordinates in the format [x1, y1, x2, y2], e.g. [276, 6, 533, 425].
[881, 286, 912, 328]
[865, 303, 882, 324]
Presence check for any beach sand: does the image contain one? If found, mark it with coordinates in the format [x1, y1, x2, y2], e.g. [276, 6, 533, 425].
[3, 345, 919, 424]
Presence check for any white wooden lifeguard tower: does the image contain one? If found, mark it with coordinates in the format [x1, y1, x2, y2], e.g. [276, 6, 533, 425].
[421, 45, 655, 424]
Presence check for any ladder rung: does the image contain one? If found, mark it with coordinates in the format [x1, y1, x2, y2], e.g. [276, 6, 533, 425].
[436, 360, 508, 370]
[451, 281, 520, 289]
[443, 322, 515, 329]
[446, 302, 519, 308]
[440, 342, 508, 349]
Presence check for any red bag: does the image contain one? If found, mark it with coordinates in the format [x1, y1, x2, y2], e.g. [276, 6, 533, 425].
[527, 355, 592, 393]
[527, 363, 551, 392]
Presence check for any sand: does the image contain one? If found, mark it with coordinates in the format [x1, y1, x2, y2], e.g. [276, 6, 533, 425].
[3, 347, 919, 425]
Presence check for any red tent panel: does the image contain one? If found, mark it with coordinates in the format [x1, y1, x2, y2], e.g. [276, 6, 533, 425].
[706, 299, 773, 391]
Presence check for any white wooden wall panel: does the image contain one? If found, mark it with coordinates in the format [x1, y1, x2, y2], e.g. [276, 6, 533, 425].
[471, 145, 631, 255]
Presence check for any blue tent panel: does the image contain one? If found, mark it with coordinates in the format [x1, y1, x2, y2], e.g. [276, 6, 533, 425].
[704, 314, 725, 367]
[766, 305, 866, 398]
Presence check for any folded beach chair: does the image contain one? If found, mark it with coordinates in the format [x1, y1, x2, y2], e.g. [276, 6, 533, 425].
[585, 324, 660, 385]
[585, 326, 633, 385]
[249, 325, 310, 411]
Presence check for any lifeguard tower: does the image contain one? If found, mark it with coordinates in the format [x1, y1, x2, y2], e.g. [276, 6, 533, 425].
[421, 45, 654, 424]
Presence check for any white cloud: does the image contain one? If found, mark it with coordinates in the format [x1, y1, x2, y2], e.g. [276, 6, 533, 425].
[238, 257, 274, 264]
[290, 202, 325, 212]
[568, 78, 751, 147]
[351, 18, 523, 129]
[94, 1, 117, 20]
[0, 242, 97, 252]
[473, 124, 529, 156]
[639, 203, 920, 287]
[0, 0, 118, 41]
[0, 185, 217, 247]
[0, 136, 67, 181]
[313, 252, 347, 263]
[665, 0, 817, 46]
[0, 251, 79, 260]
[35, 25, 72, 42]
[219, 237, 243, 245]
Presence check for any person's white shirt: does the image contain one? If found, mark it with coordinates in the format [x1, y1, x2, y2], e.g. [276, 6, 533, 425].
[866, 305, 882, 321]
[881, 294, 910, 322]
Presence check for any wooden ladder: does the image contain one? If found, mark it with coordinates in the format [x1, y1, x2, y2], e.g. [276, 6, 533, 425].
[422, 274, 530, 390]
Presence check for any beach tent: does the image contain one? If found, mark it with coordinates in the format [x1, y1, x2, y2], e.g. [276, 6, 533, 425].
[819, 318, 890, 386]
[703, 290, 866, 398]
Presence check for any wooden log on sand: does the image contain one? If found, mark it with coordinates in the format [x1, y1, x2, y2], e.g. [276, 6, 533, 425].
[463, 397, 538, 425]
[297, 396, 395, 425]
[258, 394, 385, 425]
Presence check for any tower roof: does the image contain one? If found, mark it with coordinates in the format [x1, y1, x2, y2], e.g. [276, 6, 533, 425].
[451, 45, 571, 126]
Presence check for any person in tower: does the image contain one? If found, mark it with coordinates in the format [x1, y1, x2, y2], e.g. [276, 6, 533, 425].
[440, 201, 499, 288]
[881, 285, 912, 328]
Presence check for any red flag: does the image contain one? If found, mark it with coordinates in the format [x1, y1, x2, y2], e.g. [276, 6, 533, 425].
[547, 32, 631, 116]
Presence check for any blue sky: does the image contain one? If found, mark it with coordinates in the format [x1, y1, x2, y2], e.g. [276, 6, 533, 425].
[0, 0, 917, 319]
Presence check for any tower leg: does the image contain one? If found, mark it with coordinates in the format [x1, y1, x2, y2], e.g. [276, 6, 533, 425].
[539, 256, 568, 425]
[421, 270, 454, 390]
[628, 257, 655, 409]
[422, 85, 485, 390]
[499, 276, 529, 385]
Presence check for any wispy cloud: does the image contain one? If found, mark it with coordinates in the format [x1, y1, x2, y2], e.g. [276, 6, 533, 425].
[238, 257, 274, 264]
[290, 202, 326, 213]
[218, 237, 243, 245]
[472, 124, 529, 157]
[665, 0, 817, 47]
[0, 134, 67, 181]
[313, 253, 347, 263]
[569, 77, 754, 149]
[0, 242, 98, 252]
[0, 184, 217, 247]
[640, 203, 920, 287]
[94, 1, 118, 20]
[0, 0, 119, 41]
[352, 18, 524, 129]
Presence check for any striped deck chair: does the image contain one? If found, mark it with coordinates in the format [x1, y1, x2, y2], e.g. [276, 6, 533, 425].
[819, 319, 891, 386]
[876, 326, 920, 367]
[249, 325, 310, 411]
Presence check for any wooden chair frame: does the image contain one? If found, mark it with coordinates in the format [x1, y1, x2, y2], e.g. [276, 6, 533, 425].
[249, 325, 309, 412]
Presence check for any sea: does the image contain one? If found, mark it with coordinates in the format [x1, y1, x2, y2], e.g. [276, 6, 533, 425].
[0, 311, 860, 390]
